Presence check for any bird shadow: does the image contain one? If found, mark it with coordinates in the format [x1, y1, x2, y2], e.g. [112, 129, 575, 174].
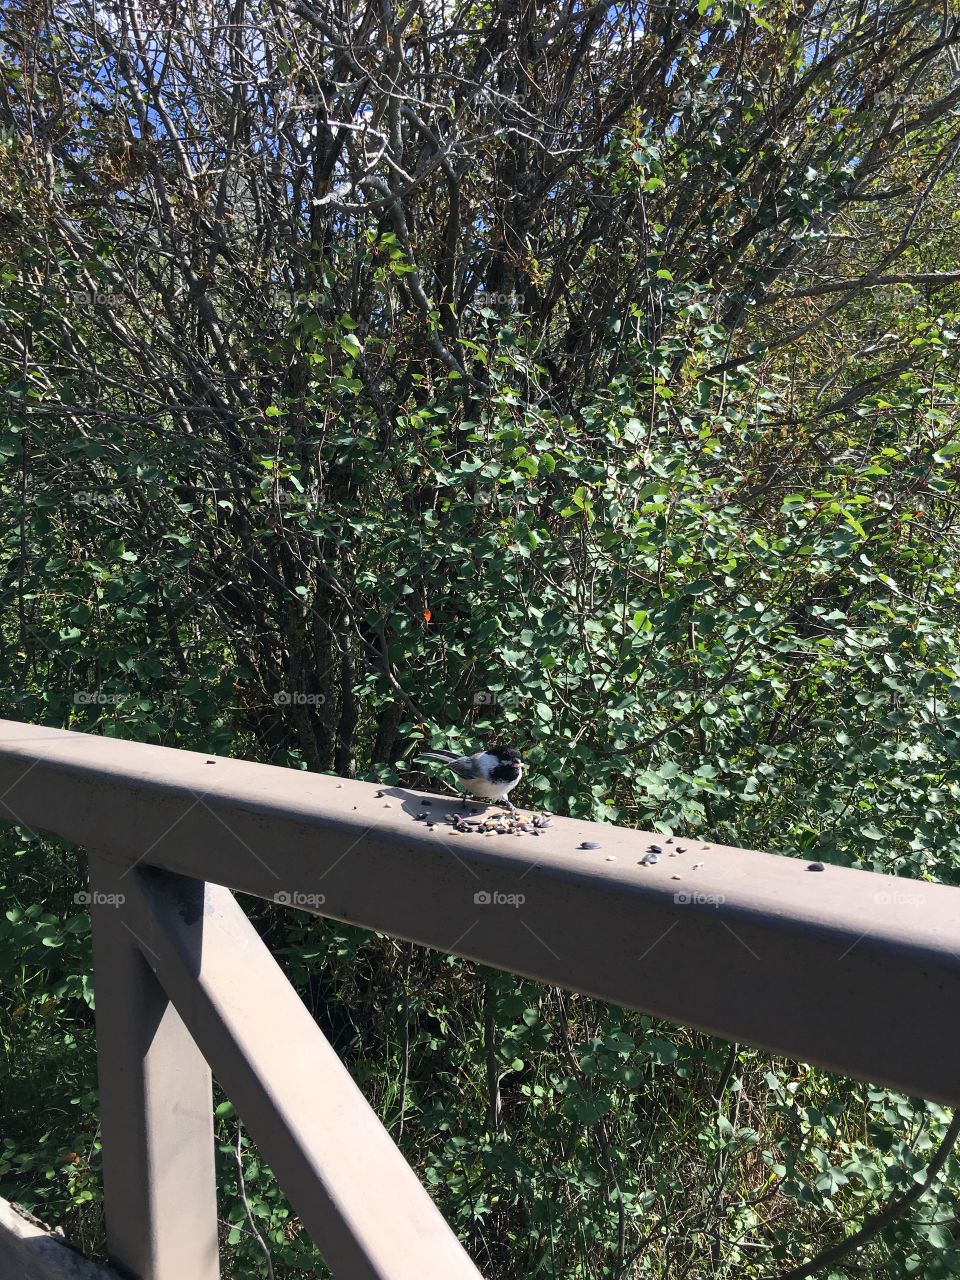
[378, 785, 503, 828]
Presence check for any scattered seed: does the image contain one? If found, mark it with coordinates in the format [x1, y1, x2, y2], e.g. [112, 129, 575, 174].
[692, 862, 703, 870]
[206, 759, 216, 764]
[676, 846, 687, 854]
[808, 862, 825, 872]
[640, 852, 660, 866]
[485, 831, 496, 837]
[427, 823, 436, 829]
[671, 874, 682, 880]
[421, 799, 433, 807]
[648, 844, 663, 854]
[605, 856, 616, 862]
[665, 837, 673, 844]
[375, 790, 385, 798]
[414, 813, 427, 821]
[383, 802, 393, 808]
[336, 783, 343, 789]
[579, 841, 602, 850]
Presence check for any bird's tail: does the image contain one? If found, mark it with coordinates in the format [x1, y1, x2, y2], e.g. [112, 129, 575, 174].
[417, 750, 459, 762]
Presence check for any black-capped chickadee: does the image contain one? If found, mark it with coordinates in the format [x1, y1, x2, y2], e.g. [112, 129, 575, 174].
[418, 745, 524, 814]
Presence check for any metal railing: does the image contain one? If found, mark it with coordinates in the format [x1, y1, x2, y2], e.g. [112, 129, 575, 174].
[1, 718, 959, 1279]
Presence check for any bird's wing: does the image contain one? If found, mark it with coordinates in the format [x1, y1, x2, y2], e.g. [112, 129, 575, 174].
[445, 755, 482, 780]
[420, 751, 481, 779]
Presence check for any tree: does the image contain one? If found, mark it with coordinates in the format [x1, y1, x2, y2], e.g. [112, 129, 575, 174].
[2, 0, 959, 772]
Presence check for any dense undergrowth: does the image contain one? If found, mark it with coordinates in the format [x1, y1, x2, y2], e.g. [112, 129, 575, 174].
[3, 0, 960, 1273]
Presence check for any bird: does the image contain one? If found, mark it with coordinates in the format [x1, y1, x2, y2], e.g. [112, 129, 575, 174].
[417, 744, 524, 815]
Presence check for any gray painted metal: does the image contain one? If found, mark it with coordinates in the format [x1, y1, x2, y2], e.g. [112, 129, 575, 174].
[88, 856, 219, 1280]
[0, 1198, 122, 1280]
[111, 863, 482, 1280]
[1, 719, 959, 1106]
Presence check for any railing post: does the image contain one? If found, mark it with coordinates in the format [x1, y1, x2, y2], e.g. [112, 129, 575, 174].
[88, 854, 220, 1280]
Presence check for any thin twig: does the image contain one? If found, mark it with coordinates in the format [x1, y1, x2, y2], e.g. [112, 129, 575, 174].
[769, 1109, 960, 1280]
[235, 1121, 276, 1280]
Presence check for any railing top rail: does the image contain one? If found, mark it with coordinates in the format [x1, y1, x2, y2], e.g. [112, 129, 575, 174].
[1, 718, 959, 1104]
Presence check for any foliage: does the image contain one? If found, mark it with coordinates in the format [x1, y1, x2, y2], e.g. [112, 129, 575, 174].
[1, 0, 960, 1276]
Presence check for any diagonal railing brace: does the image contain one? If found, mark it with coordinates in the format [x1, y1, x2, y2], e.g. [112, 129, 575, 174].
[89, 854, 483, 1280]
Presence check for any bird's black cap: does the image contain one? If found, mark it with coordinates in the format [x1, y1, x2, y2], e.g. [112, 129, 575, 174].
[488, 744, 522, 761]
